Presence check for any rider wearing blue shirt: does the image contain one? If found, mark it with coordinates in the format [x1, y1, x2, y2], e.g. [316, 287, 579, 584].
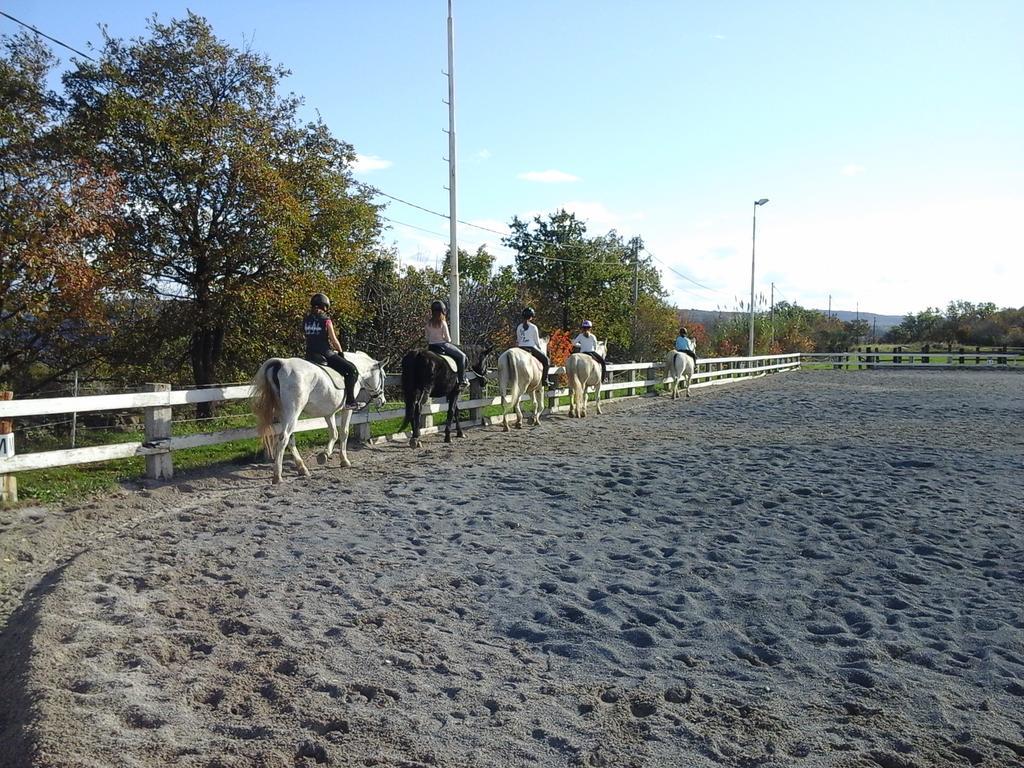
[675, 327, 697, 362]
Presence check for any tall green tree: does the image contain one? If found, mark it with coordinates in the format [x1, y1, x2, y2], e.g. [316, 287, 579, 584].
[62, 13, 382, 407]
[503, 210, 663, 356]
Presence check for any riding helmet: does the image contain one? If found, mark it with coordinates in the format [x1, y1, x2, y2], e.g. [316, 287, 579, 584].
[522, 307, 536, 319]
[431, 299, 447, 314]
[311, 293, 331, 309]
[581, 320, 593, 329]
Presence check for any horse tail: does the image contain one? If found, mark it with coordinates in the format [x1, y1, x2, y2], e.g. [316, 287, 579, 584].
[569, 357, 585, 404]
[251, 359, 284, 457]
[398, 350, 422, 431]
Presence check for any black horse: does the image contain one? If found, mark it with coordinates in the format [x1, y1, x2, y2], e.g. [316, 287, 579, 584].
[399, 344, 491, 447]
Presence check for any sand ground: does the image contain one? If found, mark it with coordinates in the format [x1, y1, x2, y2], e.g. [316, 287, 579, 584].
[1, 369, 1022, 767]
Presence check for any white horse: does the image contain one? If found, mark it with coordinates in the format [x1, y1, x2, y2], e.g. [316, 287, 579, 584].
[665, 350, 695, 399]
[565, 340, 608, 418]
[251, 352, 386, 484]
[497, 337, 549, 431]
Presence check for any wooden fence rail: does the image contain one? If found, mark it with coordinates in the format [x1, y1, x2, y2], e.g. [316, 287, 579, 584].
[0, 353, 793, 485]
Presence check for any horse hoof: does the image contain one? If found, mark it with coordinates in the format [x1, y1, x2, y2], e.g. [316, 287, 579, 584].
[457, 432, 467, 439]
[502, 425, 510, 433]
[316, 451, 329, 466]
[444, 435, 452, 444]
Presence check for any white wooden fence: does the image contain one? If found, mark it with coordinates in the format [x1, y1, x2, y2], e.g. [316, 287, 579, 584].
[0, 354, 801, 488]
[802, 351, 1023, 369]
[3, 347, 1021, 491]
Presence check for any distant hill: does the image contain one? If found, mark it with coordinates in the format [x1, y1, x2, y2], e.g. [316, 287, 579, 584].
[677, 308, 906, 334]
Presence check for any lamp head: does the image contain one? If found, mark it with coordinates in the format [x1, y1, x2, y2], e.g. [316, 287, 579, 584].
[755, 198, 769, 206]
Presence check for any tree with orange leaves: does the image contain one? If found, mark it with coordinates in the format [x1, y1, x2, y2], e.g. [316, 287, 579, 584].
[0, 34, 130, 392]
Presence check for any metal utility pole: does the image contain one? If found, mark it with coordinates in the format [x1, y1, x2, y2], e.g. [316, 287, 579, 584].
[828, 294, 832, 319]
[444, 0, 460, 343]
[629, 237, 641, 359]
[631, 238, 640, 307]
[770, 282, 775, 348]
[749, 198, 769, 357]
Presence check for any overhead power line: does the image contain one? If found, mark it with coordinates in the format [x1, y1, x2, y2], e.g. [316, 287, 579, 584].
[643, 249, 725, 296]
[0, 11, 96, 61]
[374, 191, 509, 238]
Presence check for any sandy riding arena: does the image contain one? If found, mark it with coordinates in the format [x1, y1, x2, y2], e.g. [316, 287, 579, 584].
[1, 370, 1022, 767]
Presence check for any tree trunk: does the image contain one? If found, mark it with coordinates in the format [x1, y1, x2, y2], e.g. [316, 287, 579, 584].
[190, 324, 224, 418]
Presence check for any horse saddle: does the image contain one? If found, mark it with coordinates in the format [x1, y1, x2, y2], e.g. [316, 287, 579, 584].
[430, 351, 484, 381]
[315, 363, 347, 390]
[436, 354, 459, 373]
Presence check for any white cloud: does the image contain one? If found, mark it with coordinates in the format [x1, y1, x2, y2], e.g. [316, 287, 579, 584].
[558, 201, 647, 232]
[517, 169, 580, 183]
[352, 154, 393, 173]
[712, 34, 726, 40]
[476, 149, 492, 160]
[841, 164, 865, 176]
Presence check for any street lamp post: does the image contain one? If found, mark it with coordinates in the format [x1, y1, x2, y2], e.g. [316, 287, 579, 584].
[749, 198, 769, 357]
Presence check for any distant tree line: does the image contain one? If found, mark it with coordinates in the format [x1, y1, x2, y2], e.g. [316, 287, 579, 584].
[883, 302, 1024, 348]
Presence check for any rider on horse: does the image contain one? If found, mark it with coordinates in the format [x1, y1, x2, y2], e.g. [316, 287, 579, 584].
[426, 300, 470, 387]
[303, 293, 361, 410]
[675, 326, 698, 362]
[517, 307, 554, 388]
[572, 319, 608, 383]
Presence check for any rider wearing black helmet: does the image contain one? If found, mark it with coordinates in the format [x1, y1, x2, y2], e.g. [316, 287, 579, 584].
[517, 307, 554, 388]
[304, 293, 360, 409]
[426, 299, 470, 387]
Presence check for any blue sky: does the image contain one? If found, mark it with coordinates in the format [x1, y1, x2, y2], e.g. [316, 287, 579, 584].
[5, 1, 1022, 315]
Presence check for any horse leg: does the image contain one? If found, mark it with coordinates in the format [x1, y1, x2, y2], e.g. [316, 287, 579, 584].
[594, 378, 602, 415]
[685, 370, 692, 399]
[288, 433, 311, 478]
[318, 414, 339, 465]
[453, 392, 465, 439]
[272, 403, 302, 483]
[409, 398, 420, 448]
[443, 393, 454, 443]
[337, 409, 353, 467]
[532, 386, 542, 426]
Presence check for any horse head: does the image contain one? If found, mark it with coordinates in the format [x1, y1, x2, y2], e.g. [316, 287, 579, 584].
[469, 343, 495, 377]
[596, 339, 608, 358]
[366, 360, 387, 406]
[538, 336, 549, 356]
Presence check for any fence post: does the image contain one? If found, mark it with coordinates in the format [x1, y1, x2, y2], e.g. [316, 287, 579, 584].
[469, 378, 484, 424]
[353, 412, 371, 444]
[629, 367, 637, 397]
[646, 364, 658, 395]
[1, 391, 16, 504]
[547, 385, 558, 413]
[143, 383, 173, 480]
[419, 403, 432, 435]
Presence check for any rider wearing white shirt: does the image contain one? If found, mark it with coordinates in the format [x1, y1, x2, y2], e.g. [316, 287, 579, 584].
[517, 307, 554, 387]
[571, 320, 608, 382]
